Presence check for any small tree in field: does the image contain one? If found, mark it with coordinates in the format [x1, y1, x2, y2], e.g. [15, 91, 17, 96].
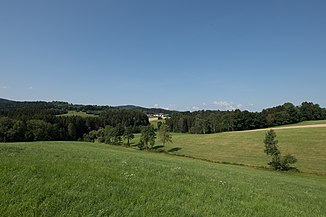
[264, 129, 280, 156]
[123, 126, 134, 146]
[158, 123, 172, 146]
[157, 121, 162, 130]
[264, 129, 297, 171]
[138, 125, 156, 150]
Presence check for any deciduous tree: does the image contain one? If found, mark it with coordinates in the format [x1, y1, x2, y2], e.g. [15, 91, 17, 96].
[158, 123, 172, 146]
[123, 126, 134, 145]
[138, 125, 156, 150]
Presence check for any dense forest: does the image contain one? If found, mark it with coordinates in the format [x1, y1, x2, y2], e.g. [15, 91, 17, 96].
[166, 102, 326, 134]
[0, 99, 149, 142]
[1, 99, 326, 142]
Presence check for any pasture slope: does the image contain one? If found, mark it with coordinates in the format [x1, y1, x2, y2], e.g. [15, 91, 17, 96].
[0, 141, 326, 216]
[161, 121, 326, 175]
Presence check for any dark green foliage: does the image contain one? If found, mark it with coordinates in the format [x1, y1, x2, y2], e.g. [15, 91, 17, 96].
[123, 127, 134, 146]
[104, 125, 125, 145]
[99, 110, 149, 128]
[138, 125, 156, 150]
[96, 128, 106, 143]
[25, 120, 56, 141]
[157, 121, 162, 130]
[263, 130, 280, 156]
[83, 130, 98, 142]
[280, 154, 298, 171]
[167, 102, 326, 134]
[268, 154, 298, 171]
[116, 104, 175, 115]
[263, 130, 297, 171]
[299, 102, 324, 121]
[158, 123, 172, 146]
[83, 125, 135, 146]
[67, 123, 77, 140]
[0, 117, 25, 142]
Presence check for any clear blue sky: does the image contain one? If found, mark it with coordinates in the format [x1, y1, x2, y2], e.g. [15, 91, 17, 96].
[1, 0, 325, 111]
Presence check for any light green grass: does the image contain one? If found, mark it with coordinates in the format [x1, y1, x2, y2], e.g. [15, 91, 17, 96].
[275, 120, 326, 127]
[0, 141, 325, 216]
[57, 111, 98, 118]
[149, 117, 165, 129]
[156, 127, 326, 175]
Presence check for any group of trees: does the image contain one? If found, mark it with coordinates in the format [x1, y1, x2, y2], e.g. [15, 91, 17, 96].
[83, 125, 134, 145]
[166, 102, 326, 134]
[0, 117, 64, 142]
[137, 123, 173, 150]
[83, 123, 172, 151]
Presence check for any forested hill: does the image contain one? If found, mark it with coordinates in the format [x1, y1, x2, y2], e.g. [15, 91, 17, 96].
[0, 98, 150, 142]
[1, 98, 326, 138]
[0, 98, 17, 107]
[116, 105, 175, 115]
[0, 98, 174, 115]
[0, 98, 15, 104]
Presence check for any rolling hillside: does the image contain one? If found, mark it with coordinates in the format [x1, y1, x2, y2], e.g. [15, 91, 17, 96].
[0, 141, 325, 216]
[148, 121, 326, 175]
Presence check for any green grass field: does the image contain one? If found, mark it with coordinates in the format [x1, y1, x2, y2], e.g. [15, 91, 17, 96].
[1, 141, 325, 216]
[158, 128, 326, 175]
[275, 120, 326, 127]
[149, 117, 165, 129]
[57, 111, 99, 118]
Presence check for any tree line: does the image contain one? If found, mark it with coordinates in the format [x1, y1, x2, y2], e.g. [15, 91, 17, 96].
[0, 98, 175, 116]
[166, 102, 326, 134]
[1, 100, 325, 142]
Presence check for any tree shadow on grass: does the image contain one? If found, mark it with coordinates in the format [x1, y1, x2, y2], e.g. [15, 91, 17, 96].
[167, 147, 182, 153]
[130, 142, 138, 147]
[152, 145, 165, 150]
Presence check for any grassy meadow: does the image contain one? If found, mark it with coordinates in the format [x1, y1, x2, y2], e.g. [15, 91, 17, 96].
[275, 120, 326, 127]
[149, 117, 165, 129]
[1, 141, 325, 216]
[57, 111, 98, 118]
[146, 120, 326, 175]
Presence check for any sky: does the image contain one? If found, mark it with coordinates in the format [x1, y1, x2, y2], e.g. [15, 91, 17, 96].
[1, 0, 325, 111]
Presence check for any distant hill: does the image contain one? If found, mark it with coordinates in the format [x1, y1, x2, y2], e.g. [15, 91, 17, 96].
[0, 98, 16, 104]
[0, 98, 19, 109]
[0, 98, 175, 115]
[116, 105, 175, 115]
